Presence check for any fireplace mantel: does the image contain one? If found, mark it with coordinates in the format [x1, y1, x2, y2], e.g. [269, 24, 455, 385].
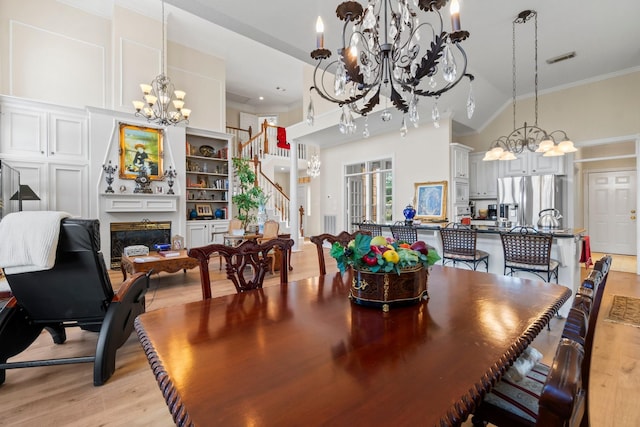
[101, 193, 179, 212]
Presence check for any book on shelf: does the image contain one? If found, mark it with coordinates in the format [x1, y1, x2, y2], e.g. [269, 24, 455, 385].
[158, 251, 182, 258]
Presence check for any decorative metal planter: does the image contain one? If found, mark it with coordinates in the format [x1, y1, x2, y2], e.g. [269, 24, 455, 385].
[350, 265, 428, 312]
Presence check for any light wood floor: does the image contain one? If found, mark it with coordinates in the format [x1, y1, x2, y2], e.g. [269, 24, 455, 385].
[0, 242, 639, 426]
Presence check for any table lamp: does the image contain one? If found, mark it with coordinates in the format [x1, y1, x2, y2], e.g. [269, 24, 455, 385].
[10, 184, 40, 211]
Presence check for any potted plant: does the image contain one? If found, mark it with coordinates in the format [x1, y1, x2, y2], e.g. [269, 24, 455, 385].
[232, 158, 266, 230]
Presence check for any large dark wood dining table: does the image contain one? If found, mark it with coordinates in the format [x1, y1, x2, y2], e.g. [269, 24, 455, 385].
[134, 266, 570, 427]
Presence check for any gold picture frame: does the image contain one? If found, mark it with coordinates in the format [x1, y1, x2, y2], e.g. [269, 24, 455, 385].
[194, 203, 213, 217]
[119, 123, 163, 180]
[414, 181, 448, 221]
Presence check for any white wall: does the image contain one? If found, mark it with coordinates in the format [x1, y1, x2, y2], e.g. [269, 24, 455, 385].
[313, 120, 452, 235]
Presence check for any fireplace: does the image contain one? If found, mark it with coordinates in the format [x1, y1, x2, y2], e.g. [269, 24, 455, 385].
[110, 221, 171, 268]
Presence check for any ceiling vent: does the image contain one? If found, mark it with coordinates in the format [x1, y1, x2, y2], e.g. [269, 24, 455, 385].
[546, 51, 576, 64]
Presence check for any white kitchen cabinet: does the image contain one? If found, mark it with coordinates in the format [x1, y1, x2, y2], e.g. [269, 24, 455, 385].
[499, 150, 565, 177]
[186, 219, 230, 249]
[0, 99, 88, 161]
[450, 143, 471, 179]
[453, 180, 469, 204]
[469, 152, 498, 199]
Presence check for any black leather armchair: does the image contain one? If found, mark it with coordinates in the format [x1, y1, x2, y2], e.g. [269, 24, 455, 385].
[0, 218, 149, 386]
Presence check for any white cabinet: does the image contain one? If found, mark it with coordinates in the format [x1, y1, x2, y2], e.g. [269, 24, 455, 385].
[469, 152, 498, 199]
[453, 180, 469, 203]
[0, 100, 88, 161]
[451, 143, 470, 179]
[186, 219, 229, 249]
[499, 151, 565, 177]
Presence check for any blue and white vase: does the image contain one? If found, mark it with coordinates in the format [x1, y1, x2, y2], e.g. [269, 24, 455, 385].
[403, 204, 416, 225]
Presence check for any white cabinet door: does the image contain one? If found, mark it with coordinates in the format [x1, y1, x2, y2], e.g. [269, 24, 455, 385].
[48, 112, 89, 161]
[451, 145, 470, 179]
[530, 153, 565, 175]
[453, 181, 469, 203]
[499, 151, 565, 177]
[49, 163, 89, 217]
[0, 105, 47, 157]
[187, 222, 209, 249]
[469, 153, 498, 199]
[210, 220, 229, 244]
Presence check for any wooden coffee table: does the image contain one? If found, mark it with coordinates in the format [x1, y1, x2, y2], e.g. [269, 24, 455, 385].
[120, 250, 199, 279]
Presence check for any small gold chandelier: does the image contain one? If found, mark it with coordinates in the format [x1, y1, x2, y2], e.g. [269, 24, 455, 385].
[132, 0, 190, 126]
[483, 10, 575, 161]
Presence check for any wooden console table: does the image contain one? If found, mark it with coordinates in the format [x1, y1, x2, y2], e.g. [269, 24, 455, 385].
[120, 250, 199, 279]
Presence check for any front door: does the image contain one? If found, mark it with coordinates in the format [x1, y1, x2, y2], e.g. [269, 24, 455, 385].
[588, 170, 637, 254]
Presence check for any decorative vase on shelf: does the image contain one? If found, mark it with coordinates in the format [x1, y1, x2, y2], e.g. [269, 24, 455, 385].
[189, 208, 198, 220]
[350, 265, 428, 312]
[215, 208, 224, 219]
[403, 204, 417, 225]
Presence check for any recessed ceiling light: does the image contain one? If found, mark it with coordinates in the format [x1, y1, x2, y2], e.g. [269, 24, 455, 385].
[259, 96, 264, 101]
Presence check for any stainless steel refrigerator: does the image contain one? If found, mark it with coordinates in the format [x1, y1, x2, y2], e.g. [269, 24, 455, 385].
[497, 175, 566, 228]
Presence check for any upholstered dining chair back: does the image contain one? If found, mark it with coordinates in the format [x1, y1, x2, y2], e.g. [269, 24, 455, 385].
[228, 218, 243, 233]
[310, 230, 371, 275]
[471, 255, 612, 427]
[0, 218, 149, 386]
[259, 220, 279, 242]
[189, 237, 294, 299]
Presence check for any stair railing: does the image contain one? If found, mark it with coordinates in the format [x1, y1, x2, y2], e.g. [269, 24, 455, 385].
[235, 120, 308, 162]
[249, 155, 290, 227]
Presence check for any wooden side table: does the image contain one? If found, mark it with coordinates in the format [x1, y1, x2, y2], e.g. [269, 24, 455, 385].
[120, 250, 199, 280]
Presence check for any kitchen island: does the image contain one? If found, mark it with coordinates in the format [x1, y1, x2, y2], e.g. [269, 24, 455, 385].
[355, 222, 585, 317]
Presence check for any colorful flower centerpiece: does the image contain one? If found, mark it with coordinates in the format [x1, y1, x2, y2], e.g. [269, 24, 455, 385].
[331, 234, 441, 311]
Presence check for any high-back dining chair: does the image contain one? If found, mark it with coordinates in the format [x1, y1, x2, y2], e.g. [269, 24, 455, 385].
[0, 217, 149, 386]
[310, 230, 371, 275]
[189, 237, 294, 299]
[390, 224, 419, 244]
[471, 255, 611, 427]
[439, 223, 489, 271]
[358, 221, 383, 236]
[500, 226, 559, 282]
[257, 220, 280, 273]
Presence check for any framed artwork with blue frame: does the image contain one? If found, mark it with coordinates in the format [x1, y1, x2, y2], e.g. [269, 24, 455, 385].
[414, 181, 447, 221]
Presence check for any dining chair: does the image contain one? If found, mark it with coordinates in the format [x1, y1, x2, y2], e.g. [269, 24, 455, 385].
[390, 224, 419, 244]
[358, 220, 383, 236]
[471, 255, 611, 427]
[500, 226, 559, 282]
[439, 223, 489, 271]
[257, 220, 280, 273]
[189, 237, 294, 299]
[310, 230, 371, 275]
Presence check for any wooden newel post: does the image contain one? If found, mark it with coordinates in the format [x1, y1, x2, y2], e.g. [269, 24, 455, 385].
[262, 120, 269, 155]
[299, 205, 304, 237]
[252, 155, 259, 187]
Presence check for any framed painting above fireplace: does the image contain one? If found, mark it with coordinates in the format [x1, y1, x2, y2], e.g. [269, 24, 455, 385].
[119, 123, 163, 180]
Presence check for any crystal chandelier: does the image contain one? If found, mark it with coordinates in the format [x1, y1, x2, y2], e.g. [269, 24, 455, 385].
[307, 153, 321, 178]
[132, 0, 190, 126]
[307, 0, 474, 136]
[483, 10, 576, 161]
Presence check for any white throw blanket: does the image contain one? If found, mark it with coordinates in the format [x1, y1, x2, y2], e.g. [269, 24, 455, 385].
[0, 211, 71, 275]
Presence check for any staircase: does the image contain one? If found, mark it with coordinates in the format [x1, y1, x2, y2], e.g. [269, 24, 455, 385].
[226, 121, 310, 235]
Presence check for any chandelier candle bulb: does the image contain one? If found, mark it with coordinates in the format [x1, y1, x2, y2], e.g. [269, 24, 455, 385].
[316, 16, 324, 49]
[450, 0, 461, 32]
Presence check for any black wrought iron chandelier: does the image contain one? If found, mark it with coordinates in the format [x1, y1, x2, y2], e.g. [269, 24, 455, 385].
[132, 0, 191, 126]
[483, 10, 575, 161]
[306, 0, 474, 136]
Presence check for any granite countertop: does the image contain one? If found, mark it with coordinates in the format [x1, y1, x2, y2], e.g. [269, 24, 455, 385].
[357, 223, 585, 238]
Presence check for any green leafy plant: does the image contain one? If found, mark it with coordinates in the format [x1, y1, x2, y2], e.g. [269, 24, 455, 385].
[232, 158, 266, 229]
[330, 233, 440, 274]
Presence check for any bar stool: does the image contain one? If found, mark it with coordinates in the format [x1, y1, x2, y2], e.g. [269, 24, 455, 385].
[500, 226, 559, 282]
[390, 224, 418, 244]
[358, 220, 382, 236]
[439, 223, 489, 271]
